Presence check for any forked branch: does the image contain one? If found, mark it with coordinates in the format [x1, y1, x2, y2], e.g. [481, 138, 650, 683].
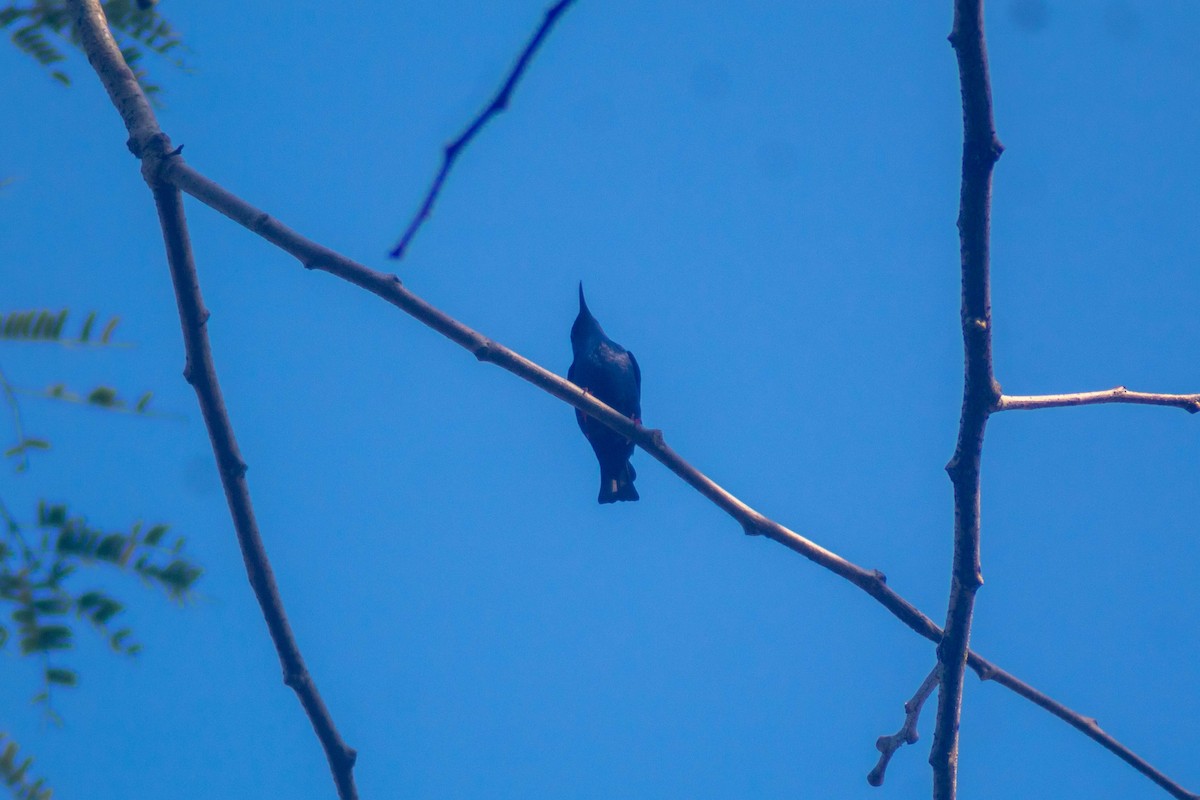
[68, 2, 358, 798]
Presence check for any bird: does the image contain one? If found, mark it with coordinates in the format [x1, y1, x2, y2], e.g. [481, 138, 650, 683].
[568, 282, 642, 503]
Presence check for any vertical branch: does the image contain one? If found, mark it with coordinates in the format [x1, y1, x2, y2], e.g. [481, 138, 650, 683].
[932, 1, 1003, 798]
[66, 1, 358, 797]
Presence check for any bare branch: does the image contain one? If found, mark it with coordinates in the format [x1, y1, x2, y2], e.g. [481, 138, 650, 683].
[157, 156, 1198, 800]
[997, 387, 1200, 414]
[388, 0, 579, 260]
[935, 2, 1004, 797]
[67, 2, 358, 797]
[869, 665, 941, 787]
[66, 3, 1200, 798]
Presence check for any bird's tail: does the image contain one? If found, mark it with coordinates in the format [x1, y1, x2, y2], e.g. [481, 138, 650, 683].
[598, 461, 639, 504]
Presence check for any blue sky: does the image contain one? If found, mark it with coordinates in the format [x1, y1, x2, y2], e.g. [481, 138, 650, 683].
[3, 1, 1199, 798]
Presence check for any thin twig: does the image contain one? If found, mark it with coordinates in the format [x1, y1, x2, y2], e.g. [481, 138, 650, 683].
[67, 2, 358, 798]
[869, 665, 942, 787]
[160, 157, 1198, 800]
[997, 387, 1200, 414]
[388, 0, 578, 260]
[0, 362, 32, 470]
[933, 2, 1003, 798]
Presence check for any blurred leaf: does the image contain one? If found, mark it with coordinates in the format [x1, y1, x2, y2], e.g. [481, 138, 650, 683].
[134, 391, 152, 413]
[86, 386, 118, 407]
[99, 316, 119, 344]
[79, 311, 96, 342]
[20, 624, 71, 653]
[144, 523, 167, 545]
[31, 597, 69, 615]
[0, 731, 52, 799]
[44, 667, 76, 687]
[37, 502, 67, 528]
[4, 438, 50, 459]
[96, 533, 126, 561]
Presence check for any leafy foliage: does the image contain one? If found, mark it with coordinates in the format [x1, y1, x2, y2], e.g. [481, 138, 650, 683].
[1, 0, 186, 97]
[0, 310, 121, 346]
[0, 733, 50, 800]
[0, 309, 201, 799]
[0, 309, 166, 472]
[2, 501, 201, 723]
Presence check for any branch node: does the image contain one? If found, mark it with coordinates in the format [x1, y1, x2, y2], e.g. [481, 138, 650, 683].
[283, 669, 309, 690]
[647, 428, 666, 449]
[472, 338, 495, 362]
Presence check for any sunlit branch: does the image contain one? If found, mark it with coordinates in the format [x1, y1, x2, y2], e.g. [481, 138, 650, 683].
[996, 388, 1200, 414]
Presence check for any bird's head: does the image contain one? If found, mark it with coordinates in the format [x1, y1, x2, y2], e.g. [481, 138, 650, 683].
[571, 281, 605, 348]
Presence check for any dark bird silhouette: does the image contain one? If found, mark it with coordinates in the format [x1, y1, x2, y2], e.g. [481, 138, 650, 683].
[568, 283, 642, 503]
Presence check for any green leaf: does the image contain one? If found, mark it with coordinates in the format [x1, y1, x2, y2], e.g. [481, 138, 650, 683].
[38, 503, 67, 528]
[45, 667, 77, 686]
[0, 7, 26, 27]
[31, 597, 70, 615]
[135, 391, 152, 412]
[4, 438, 49, 461]
[110, 627, 133, 651]
[87, 386, 119, 407]
[79, 311, 96, 342]
[99, 316, 120, 343]
[21, 624, 72, 653]
[77, 591, 123, 624]
[144, 524, 168, 545]
[96, 533, 127, 561]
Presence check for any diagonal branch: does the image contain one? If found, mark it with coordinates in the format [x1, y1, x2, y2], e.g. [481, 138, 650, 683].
[160, 156, 1197, 800]
[67, 2, 358, 798]
[935, 1, 1003, 798]
[996, 387, 1200, 414]
[388, 0, 579, 260]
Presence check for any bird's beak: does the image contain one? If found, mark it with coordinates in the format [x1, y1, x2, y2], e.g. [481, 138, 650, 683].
[578, 281, 589, 315]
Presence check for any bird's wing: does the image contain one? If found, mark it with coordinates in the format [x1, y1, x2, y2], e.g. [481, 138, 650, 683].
[567, 359, 577, 385]
[628, 350, 641, 392]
